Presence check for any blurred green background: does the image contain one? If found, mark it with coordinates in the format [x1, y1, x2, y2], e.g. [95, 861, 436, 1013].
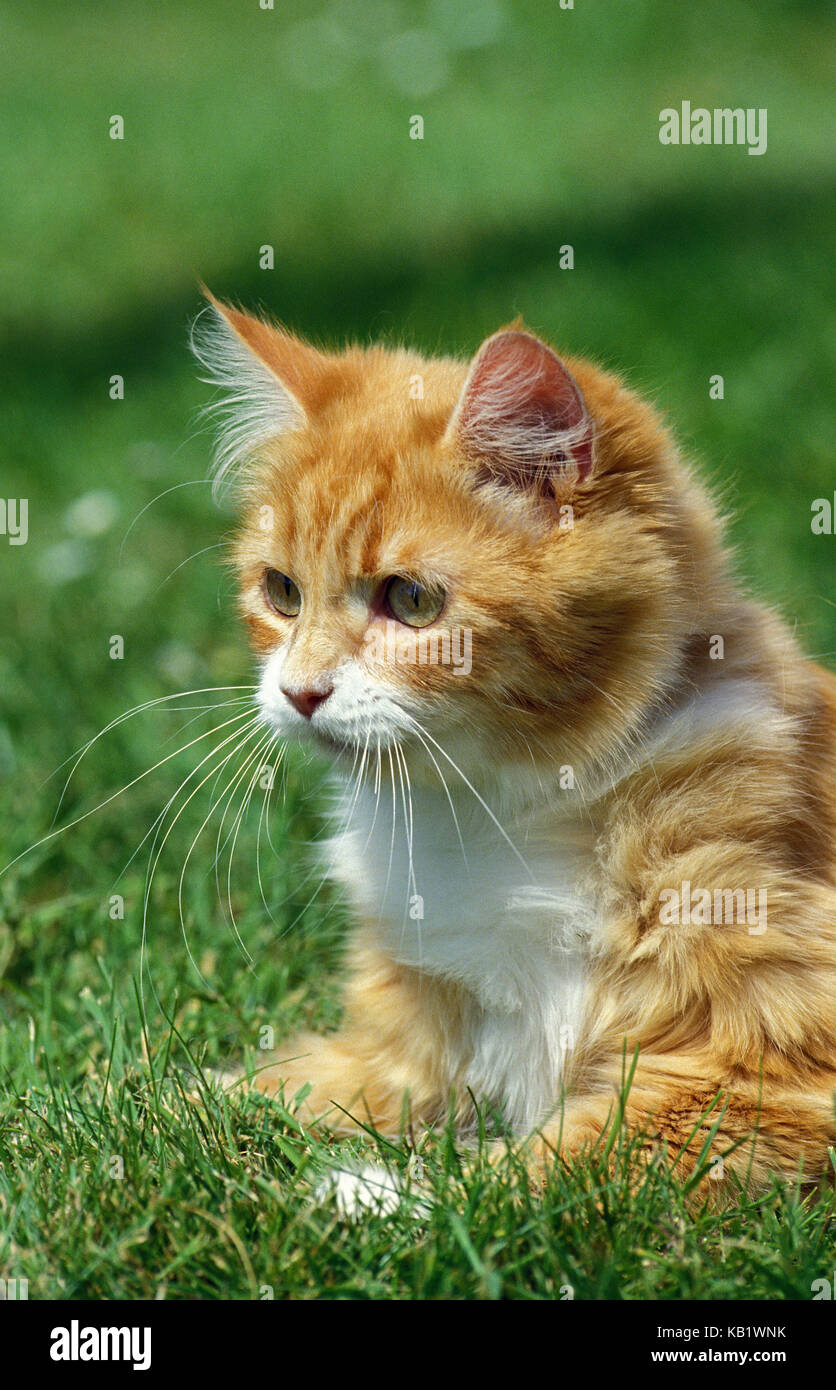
[3, 0, 836, 1037]
[0, 0, 835, 1292]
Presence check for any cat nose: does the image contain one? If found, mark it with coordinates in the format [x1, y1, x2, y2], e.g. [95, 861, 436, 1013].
[281, 685, 334, 719]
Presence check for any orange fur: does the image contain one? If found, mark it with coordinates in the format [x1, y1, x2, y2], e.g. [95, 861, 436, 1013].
[197, 295, 836, 1196]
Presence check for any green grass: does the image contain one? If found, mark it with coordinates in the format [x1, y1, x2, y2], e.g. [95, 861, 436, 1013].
[1, 0, 836, 1299]
[4, 1053, 836, 1301]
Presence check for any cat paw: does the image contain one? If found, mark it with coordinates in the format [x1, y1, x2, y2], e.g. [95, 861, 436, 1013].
[313, 1162, 431, 1221]
[180, 1065, 253, 1108]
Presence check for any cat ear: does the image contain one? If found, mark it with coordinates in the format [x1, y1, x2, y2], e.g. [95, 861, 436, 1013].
[191, 290, 327, 490]
[447, 328, 596, 494]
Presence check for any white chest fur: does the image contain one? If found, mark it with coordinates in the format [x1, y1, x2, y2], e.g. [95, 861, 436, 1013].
[326, 777, 600, 1132]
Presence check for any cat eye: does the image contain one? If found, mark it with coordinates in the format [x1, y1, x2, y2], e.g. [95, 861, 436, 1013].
[263, 568, 301, 617]
[384, 576, 445, 628]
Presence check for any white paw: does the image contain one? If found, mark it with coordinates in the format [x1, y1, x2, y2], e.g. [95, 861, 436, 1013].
[314, 1162, 430, 1221]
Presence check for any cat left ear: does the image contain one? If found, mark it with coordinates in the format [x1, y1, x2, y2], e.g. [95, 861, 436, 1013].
[446, 329, 596, 494]
[191, 289, 329, 490]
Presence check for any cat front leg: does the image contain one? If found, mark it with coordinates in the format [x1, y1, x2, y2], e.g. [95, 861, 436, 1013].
[241, 929, 461, 1137]
[509, 848, 836, 1195]
[247, 1027, 417, 1135]
[506, 1057, 836, 1197]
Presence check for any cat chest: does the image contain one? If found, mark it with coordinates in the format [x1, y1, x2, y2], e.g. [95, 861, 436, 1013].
[330, 784, 600, 1130]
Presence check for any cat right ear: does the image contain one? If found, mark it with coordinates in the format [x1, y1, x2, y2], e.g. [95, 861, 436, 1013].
[191, 290, 327, 490]
[445, 328, 596, 497]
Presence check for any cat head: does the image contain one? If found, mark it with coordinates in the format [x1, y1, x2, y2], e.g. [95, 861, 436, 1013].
[193, 294, 722, 790]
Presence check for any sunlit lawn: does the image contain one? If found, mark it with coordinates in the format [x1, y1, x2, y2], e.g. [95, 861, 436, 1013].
[1, 0, 834, 1298]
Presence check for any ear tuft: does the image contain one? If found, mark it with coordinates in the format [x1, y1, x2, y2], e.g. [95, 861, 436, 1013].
[448, 329, 596, 494]
[190, 292, 311, 493]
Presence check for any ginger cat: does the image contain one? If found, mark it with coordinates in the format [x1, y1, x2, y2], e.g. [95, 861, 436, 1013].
[194, 293, 836, 1195]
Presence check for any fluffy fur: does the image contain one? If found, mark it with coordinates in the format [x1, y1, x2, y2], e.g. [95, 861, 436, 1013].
[196, 293, 836, 1196]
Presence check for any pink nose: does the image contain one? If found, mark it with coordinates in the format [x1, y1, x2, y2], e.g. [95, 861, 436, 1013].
[281, 686, 333, 719]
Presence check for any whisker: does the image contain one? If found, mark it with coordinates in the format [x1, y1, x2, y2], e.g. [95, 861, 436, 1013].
[212, 728, 274, 892]
[140, 718, 266, 1002]
[156, 695, 255, 753]
[393, 740, 420, 964]
[342, 726, 371, 831]
[360, 739, 384, 852]
[254, 734, 285, 925]
[379, 744, 398, 928]
[3, 704, 261, 881]
[109, 710, 263, 894]
[407, 726, 472, 887]
[276, 860, 331, 941]
[137, 721, 266, 1031]
[44, 684, 257, 810]
[221, 728, 278, 959]
[174, 722, 272, 970]
[152, 542, 228, 597]
[403, 714, 532, 878]
[119, 479, 214, 558]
